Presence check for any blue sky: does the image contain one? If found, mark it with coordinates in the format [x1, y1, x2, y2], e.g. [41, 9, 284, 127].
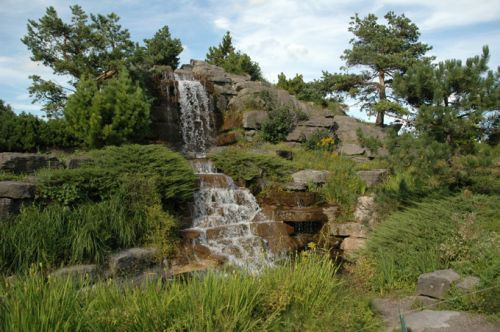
[1, 0, 499, 120]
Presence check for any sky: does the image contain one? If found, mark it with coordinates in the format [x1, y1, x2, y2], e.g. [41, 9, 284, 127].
[0, 0, 499, 120]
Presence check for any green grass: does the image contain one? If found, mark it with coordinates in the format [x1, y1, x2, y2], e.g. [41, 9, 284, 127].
[0, 255, 381, 332]
[360, 193, 499, 314]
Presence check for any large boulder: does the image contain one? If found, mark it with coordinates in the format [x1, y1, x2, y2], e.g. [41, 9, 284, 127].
[250, 221, 296, 253]
[0, 153, 63, 173]
[108, 248, 158, 277]
[417, 269, 461, 299]
[291, 169, 330, 186]
[0, 181, 36, 199]
[242, 111, 268, 129]
[357, 169, 388, 187]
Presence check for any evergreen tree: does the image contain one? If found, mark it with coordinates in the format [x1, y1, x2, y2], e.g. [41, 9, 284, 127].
[206, 31, 262, 80]
[141, 26, 183, 68]
[337, 12, 432, 126]
[65, 69, 150, 147]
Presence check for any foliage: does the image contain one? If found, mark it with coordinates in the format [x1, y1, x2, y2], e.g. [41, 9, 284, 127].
[206, 31, 262, 80]
[22, 5, 135, 117]
[138, 26, 183, 69]
[0, 255, 380, 331]
[0, 177, 176, 273]
[210, 148, 294, 185]
[356, 128, 382, 154]
[261, 107, 296, 143]
[64, 69, 150, 148]
[394, 47, 500, 153]
[37, 144, 197, 208]
[303, 129, 337, 152]
[0, 100, 78, 152]
[361, 193, 499, 314]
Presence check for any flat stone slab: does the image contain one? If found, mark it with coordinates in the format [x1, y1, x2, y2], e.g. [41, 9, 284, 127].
[357, 169, 388, 187]
[0, 181, 36, 199]
[291, 169, 330, 186]
[417, 269, 461, 299]
[401, 310, 499, 332]
[330, 222, 368, 238]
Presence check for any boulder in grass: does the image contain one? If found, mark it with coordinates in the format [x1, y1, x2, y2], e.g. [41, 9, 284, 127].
[291, 169, 330, 186]
[108, 248, 158, 276]
[456, 276, 480, 292]
[417, 269, 461, 299]
[0, 181, 36, 199]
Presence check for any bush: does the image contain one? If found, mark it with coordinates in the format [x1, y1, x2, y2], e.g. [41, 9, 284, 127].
[356, 128, 382, 154]
[261, 107, 296, 143]
[361, 193, 499, 314]
[303, 129, 336, 152]
[0, 255, 380, 331]
[210, 148, 295, 186]
[37, 145, 197, 208]
[65, 69, 150, 148]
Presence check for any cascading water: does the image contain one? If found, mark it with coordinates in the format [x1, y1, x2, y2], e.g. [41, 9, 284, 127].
[175, 73, 214, 156]
[188, 159, 274, 271]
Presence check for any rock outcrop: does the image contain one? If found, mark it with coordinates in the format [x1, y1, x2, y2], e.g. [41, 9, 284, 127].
[0, 153, 63, 173]
[0, 181, 36, 220]
[417, 269, 461, 299]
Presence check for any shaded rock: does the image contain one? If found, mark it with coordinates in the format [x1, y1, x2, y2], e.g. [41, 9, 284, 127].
[417, 269, 461, 299]
[456, 276, 480, 291]
[216, 132, 238, 146]
[66, 156, 93, 169]
[0, 181, 36, 199]
[242, 111, 268, 129]
[276, 150, 293, 160]
[354, 195, 377, 226]
[322, 206, 339, 223]
[50, 264, 97, 280]
[250, 222, 296, 253]
[357, 169, 388, 187]
[0, 198, 21, 220]
[258, 190, 322, 207]
[330, 222, 368, 238]
[108, 248, 158, 276]
[0, 153, 63, 173]
[277, 207, 327, 223]
[291, 169, 330, 186]
[283, 182, 307, 192]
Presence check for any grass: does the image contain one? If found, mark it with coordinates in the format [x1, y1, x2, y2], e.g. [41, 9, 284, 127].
[0, 255, 381, 332]
[357, 193, 499, 314]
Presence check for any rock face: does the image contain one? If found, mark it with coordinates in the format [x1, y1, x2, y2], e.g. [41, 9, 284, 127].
[108, 248, 158, 277]
[340, 237, 366, 258]
[354, 195, 378, 226]
[242, 111, 268, 129]
[357, 169, 388, 187]
[0, 153, 63, 173]
[417, 269, 461, 299]
[330, 222, 368, 238]
[334, 115, 386, 158]
[0, 181, 36, 220]
[291, 169, 330, 186]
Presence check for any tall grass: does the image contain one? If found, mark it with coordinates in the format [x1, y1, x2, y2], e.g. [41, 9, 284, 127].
[0, 255, 381, 331]
[359, 193, 499, 313]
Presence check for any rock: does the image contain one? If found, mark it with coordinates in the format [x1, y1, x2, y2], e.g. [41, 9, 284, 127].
[356, 169, 388, 187]
[277, 207, 327, 222]
[276, 150, 293, 160]
[66, 156, 93, 169]
[50, 264, 98, 280]
[456, 276, 480, 291]
[413, 295, 440, 307]
[330, 222, 368, 238]
[0, 153, 63, 173]
[399, 310, 499, 332]
[322, 206, 338, 223]
[180, 228, 203, 240]
[0, 198, 20, 220]
[283, 183, 307, 192]
[216, 132, 238, 146]
[250, 222, 297, 253]
[371, 297, 416, 327]
[258, 190, 322, 207]
[291, 169, 330, 186]
[0, 181, 36, 199]
[417, 269, 461, 299]
[354, 195, 377, 226]
[340, 237, 366, 254]
[299, 115, 335, 128]
[286, 126, 329, 142]
[339, 143, 365, 156]
[242, 111, 268, 129]
[108, 248, 158, 276]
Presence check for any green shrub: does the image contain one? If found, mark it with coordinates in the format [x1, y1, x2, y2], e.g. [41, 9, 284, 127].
[65, 69, 151, 148]
[261, 107, 296, 143]
[356, 128, 382, 154]
[362, 193, 499, 313]
[210, 148, 295, 185]
[303, 129, 336, 152]
[0, 255, 380, 331]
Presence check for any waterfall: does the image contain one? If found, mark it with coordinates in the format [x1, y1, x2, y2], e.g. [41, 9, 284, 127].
[175, 73, 214, 157]
[187, 160, 274, 271]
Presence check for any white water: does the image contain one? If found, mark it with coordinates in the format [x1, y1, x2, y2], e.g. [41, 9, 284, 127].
[175, 73, 214, 156]
[188, 160, 274, 271]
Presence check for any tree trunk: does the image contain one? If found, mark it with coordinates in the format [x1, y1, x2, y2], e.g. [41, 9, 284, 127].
[376, 70, 386, 126]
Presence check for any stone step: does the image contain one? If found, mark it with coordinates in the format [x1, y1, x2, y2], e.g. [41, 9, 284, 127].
[198, 174, 235, 188]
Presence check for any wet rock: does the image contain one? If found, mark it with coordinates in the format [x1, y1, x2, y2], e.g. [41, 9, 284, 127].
[250, 222, 297, 253]
[357, 169, 388, 187]
[198, 174, 234, 188]
[0, 181, 36, 199]
[108, 248, 158, 277]
[276, 150, 293, 160]
[242, 111, 268, 129]
[277, 207, 327, 222]
[417, 269, 461, 299]
[50, 264, 98, 280]
[291, 169, 330, 186]
[216, 132, 238, 146]
[456, 276, 480, 291]
[330, 222, 368, 238]
[0, 153, 63, 173]
[180, 228, 203, 240]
